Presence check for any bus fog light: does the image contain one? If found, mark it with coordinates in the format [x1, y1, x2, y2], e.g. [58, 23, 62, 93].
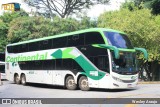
[113, 83, 119, 87]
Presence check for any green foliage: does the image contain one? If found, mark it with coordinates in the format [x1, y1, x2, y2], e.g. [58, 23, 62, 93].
[98, 8, 160, 61]
[0, 10, 29, 52]
[133, 0, 160, 15]
[0, 10, 28, 24]
[151, 0, 160, 15]
[79, 16, 97, 29]
[121, 1, 139, 11]
[0, 20, 8, 51]
[7, 16, 96, 43]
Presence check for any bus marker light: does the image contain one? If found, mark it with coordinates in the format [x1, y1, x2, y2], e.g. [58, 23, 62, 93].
[106, 74, 109, 76]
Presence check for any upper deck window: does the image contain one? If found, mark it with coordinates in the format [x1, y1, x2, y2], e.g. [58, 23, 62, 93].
[104, 31, 133, 49]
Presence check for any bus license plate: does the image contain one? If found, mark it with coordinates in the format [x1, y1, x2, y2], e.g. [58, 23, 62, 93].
[127, 84, 132, 87]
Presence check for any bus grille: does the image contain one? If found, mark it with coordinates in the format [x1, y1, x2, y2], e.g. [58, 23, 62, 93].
[121, 79, 136, 83]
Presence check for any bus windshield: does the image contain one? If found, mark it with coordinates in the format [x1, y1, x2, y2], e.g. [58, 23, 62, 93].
[104, 31, 133, 49]
[111, 52, 138, 74]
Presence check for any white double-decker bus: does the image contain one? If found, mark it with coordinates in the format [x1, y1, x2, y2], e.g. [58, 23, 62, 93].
[5, 28, 148, 91]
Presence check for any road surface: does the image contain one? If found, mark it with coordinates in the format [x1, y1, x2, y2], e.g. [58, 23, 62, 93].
[0, 81, 160, 107]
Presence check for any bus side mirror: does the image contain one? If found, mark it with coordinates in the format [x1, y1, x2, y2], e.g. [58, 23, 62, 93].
[134, 47, 148, 60]
[104, 45, 120, 59]
[93, 44, 120, 59]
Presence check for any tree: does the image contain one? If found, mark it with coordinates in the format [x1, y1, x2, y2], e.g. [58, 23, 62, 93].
[8, 15, 97, 43]
[133, 0, 160, 15]
[8, 16, 81, 43]
[23, 0, 110, 18]
[0, 10, 29, 52]
[0, 20, 8, 52]
[0, 10, 28, 24]
[151, 0, 160, 15]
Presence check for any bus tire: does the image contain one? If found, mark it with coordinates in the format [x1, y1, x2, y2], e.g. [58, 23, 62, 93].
[79, 76, 90, 91]
[65, 76, 77, 90]
[21, 74, 26, 85]
[14, 74, 20, 84]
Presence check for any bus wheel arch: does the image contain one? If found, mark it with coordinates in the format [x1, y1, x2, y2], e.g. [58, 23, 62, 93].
[20, 73, 26, 85]
[78, 75, 90, 91]
[14, 73, 20, 84]
[65, 74, 77, 90]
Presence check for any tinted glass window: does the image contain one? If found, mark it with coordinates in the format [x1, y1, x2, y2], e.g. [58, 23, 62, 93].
[43, 60, 55, 70]
[77, 45, 108, 57]
[112, 52, 137, 73]
[55, 59, 63, 70]
[29, 42, 40, 51]
[18, 59, 83, 72]
[62, 59, 73, 70]
[7, 46, 13, 53]
[90, 56, 109, 73]
[0, 53, 5, 62]
[104, 32, 133, 49]
[85, 32, 105, 45]
[40, 39, 52, 50]
[34, 61, 43, 70]
[19, 62, 28, 70]
[19, 44, 28, 53]
[52, 37, 67, 49]
[68, 34, 85, 46]
[12, 45, 19, 53]
[0, 65, 5, 73]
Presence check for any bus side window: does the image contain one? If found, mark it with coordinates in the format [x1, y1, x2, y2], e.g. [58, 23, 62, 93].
[0, 65, 5, 73]
[12, 45, 20, 53]
[67, 33, 85, 47]
[40, 39, 52, 50]
[27, 61, 35, 70]
[98, 56, 109, 70]
[7, 46, 13, 53]
[19, 44, 28, 53]
[19, 62, 28, 70]
[85, 32, 105, 45]
[42, 60, 55, 70]
[72, 60, 83, 71]
[62, 59, 73, 70]
[34, 61, 43, 70]
[93, 56, 109, 73]
[52, 37, 67, 49]
[55, 59, 63, 70]
[28, 42, 40, 52]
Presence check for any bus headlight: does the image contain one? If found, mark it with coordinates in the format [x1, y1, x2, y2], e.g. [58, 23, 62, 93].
[112, 76, 122, 82]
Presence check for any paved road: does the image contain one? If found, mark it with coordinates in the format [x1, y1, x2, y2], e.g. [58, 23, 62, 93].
[0, 81, 160, 107]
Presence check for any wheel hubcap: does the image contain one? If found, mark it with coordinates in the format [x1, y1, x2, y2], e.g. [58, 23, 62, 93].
[81, 79, 88, 88]
[68, 79, 75, 87]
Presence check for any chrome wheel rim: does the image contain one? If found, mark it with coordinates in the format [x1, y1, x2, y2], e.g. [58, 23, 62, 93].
[81, 79, 88, 88]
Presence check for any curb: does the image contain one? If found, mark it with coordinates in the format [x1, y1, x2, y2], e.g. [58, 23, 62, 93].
[138, 81, 160, 84]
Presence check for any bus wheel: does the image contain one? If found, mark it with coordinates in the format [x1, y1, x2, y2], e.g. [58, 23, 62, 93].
[14, 74, 20, 84]
[21, 74, 26, 85]
[79, 76, 90, 91]
[65, 76, 77, 90]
